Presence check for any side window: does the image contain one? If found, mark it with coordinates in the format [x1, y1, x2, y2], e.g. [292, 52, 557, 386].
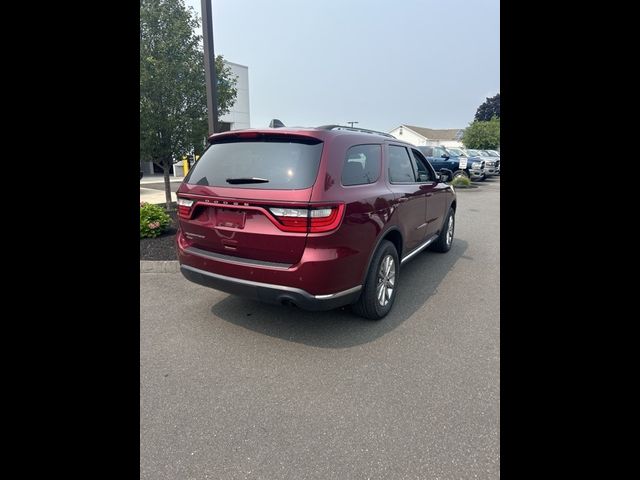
[388, 145, 416, 183]
[341, 144, 382, 186]
[434, 147, 446, 158]
[411, 149, 434, 182]
[421, 146, 433, 157]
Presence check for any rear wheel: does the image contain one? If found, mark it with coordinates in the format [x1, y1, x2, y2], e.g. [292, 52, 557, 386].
[430, 208, 455, 253]
[352, 240, 399, 320]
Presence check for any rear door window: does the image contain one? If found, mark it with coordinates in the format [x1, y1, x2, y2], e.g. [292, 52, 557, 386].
[388, 145, 416, 183]
[341, 144, 382, 186]
[184, 135, 323, 189]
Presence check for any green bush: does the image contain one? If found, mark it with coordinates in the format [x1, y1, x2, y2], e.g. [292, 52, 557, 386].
[451, 175, 472, 188]
[140, 202, 171, 238]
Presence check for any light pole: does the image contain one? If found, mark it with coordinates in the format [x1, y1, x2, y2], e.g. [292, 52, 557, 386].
[347, 121, 359, 128]
[201, 0, 219, 135]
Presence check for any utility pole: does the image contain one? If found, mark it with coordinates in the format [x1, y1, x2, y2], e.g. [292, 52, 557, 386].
[201, 0, 219, 135]
[347, 121, 359, 128]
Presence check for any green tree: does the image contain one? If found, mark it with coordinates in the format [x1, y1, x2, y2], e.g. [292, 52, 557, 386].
[140, 0, 238, 208]
[461, 117, 500, 149]
[474, 93, 500, 121]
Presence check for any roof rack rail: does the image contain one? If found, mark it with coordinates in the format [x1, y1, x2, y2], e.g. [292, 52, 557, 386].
[317, 124, 396, 139]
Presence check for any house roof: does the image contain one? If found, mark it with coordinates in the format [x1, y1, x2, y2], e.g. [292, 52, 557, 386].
[402, 125, 464, 141]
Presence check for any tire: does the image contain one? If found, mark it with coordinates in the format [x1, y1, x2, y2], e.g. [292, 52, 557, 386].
[430, 208, 455, 253]
[352, 240, 400, 320]
[479, 173, 487, 181]
[452, 169, 469, 180]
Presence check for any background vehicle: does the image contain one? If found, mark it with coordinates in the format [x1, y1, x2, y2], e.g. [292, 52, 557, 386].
[466, 149, 499, 177]
[416, 145, 484, 181]
[176, 125, 457, 320]
[485, 149, 500, 174]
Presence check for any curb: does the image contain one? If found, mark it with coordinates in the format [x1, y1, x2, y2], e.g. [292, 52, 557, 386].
[140, 260, 179, 273]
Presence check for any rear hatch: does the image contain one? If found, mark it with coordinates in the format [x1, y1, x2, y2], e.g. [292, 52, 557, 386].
[176, 132, 324, 265]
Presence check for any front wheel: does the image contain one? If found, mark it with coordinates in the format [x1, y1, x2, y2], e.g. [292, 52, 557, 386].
[452, 169, 469, 180]
[430, 208, 455, 253]
[352, 240, 400, 320]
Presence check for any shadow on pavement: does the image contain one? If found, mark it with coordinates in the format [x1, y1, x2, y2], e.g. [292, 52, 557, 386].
[210, 239, 468, 349]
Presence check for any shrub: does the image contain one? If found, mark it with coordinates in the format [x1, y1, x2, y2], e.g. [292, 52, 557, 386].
[140, 202, 171, 238]
[451, 175, 472, 188]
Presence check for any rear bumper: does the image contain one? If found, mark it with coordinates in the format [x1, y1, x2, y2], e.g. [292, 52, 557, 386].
[180, 264, 361, 311]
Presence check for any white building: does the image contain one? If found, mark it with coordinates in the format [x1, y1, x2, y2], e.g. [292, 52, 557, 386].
[389, 124, 464, 148]
[219, 61, 250, 131]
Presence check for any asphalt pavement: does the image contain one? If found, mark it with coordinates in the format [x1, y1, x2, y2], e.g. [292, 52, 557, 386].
[140, 177, 500, 479]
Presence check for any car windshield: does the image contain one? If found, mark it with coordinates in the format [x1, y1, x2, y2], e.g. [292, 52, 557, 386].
[487, 150, 500, 157]
[467, 149, 482, 157]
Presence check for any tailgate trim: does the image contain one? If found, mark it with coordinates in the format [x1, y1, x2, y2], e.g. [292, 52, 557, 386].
[185, 246, 293, 270]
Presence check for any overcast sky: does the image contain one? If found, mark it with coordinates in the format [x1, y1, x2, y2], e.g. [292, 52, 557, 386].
[184, 0, 499, 132]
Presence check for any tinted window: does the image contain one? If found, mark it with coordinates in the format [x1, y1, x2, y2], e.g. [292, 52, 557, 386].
[418, 146, 433, 157]
[411, 149, 434, 181]
[388, 145, 416, 183]
[341, 144, 382, 186]
[184, 136, 323, 189]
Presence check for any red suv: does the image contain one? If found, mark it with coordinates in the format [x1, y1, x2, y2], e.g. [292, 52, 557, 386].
[176, 125, 456, 319]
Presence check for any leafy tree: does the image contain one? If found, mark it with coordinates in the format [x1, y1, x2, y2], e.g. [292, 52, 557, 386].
[140, 0, 238, 208]
[462, 117, 500, 150]
[474, 93, 500, 121]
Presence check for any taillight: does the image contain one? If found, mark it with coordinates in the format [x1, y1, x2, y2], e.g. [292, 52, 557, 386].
[177, 198, 194, 218]
[268, 207, 309, 232]
[309, 207, 342, 232]
[268, 204, 344, 233]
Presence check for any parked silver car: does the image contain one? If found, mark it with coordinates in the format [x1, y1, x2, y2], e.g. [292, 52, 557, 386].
[466, 149, 499, 176]
[485, 150, 500, 174]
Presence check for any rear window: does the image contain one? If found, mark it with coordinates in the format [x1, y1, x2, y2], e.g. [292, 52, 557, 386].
[184, 135, 323, 189]
[341, 144, 382, 186]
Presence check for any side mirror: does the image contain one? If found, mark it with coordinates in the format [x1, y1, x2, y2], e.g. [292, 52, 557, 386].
[439, 168, 453, 182]
[441, 154, 450, 159]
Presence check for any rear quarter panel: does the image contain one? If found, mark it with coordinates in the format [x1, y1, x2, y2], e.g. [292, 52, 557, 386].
[308, 134, 395, 290]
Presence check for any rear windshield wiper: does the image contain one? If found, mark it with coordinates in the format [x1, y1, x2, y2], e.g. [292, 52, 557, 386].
[225, 177, 270, 184]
